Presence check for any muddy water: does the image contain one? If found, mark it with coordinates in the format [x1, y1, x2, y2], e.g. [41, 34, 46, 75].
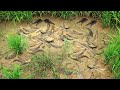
[0, 16, 114, 79]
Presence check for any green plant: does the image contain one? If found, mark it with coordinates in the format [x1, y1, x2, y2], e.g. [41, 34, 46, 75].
[0, 11, 120, 30]
[50, 11, 58, 17]
[32, 11, 48, 17]
[101, 11, 120, 29]
[0, 11, 32, 24]
[51, 67, 60, 79]
[6, 34, 28, 55]
[23, 48, 63, 79]
[32, 52, 54, 70]
[2, 64, 30, 79]
[25, 51, 59, 78]
[59, 11, 76, 20]
[103, 26, 120, 78]
[60, 38, 73, 58]
[2, 64, 21, 79]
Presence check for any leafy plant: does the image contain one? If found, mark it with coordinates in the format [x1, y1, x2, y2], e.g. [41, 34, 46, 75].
[2, 64, 30, 79]
[2, 64, 21, 79]
[6, 34, 28, 55]
[103, 26, 120, 78]
[0, 11, 32, 23]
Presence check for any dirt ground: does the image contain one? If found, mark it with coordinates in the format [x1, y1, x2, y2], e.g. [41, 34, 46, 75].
[0, 16, 113, 79]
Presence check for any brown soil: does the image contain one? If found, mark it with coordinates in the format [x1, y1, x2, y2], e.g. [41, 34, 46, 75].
[0, 16, 114, 79]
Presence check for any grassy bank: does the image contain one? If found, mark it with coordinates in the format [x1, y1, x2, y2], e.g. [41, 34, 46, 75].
[0, 11, 120, 29]
[103, 27, 120, 78]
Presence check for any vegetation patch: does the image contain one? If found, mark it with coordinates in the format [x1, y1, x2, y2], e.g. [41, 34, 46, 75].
[6, 34, 28, 55]
[103, 27, 120, 78]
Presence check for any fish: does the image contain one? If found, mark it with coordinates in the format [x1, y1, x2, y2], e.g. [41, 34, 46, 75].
[86, 28, 93, 37]
[86, 20, 97, 27]
[32, 19, 43, 26]
[77, 18, 88, 25]
[44, 19, 55, 25]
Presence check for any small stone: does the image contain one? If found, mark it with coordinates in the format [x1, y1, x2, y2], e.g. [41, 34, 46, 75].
[45, 37, 54, 42]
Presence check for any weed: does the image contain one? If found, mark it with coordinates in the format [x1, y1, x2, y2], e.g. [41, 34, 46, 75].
[32, 52, 54, 70]
[2, 64, 21, 79]
[103, 27, 120, 78]
[1, 64, 30, 79]
[60, 38, 73, 58]
[50, 11, 58, 17]
[6, 34, 28, 55]
[51, 67, 60, 79]
[59, 11, 76, 20]
[25, 50, 61, 79]
[0, 11, 32, 24]
[32, 11, 48, 17]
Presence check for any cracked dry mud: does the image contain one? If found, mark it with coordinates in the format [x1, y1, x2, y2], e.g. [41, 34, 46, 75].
[0, 17, 113, 79]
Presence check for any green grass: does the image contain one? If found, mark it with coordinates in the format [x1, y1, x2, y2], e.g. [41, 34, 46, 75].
[61, 38, 73, 58]
[0, 11, 32, 24]
[6, 34, 28, 55]
[58, 11, 76, 20]
[1, 64, 30, 79]
[2, 64, 21, 79]
[0, 11, 120, 29]
[24, 50, 61, 79]
[32, 52, 54, 70]
[103, 27, 120, 78]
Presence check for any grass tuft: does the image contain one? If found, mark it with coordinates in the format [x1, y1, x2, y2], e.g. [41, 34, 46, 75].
[2, 64, 21, 79]
[6, 34, 28, 55]
[103, 26, 120, 78]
